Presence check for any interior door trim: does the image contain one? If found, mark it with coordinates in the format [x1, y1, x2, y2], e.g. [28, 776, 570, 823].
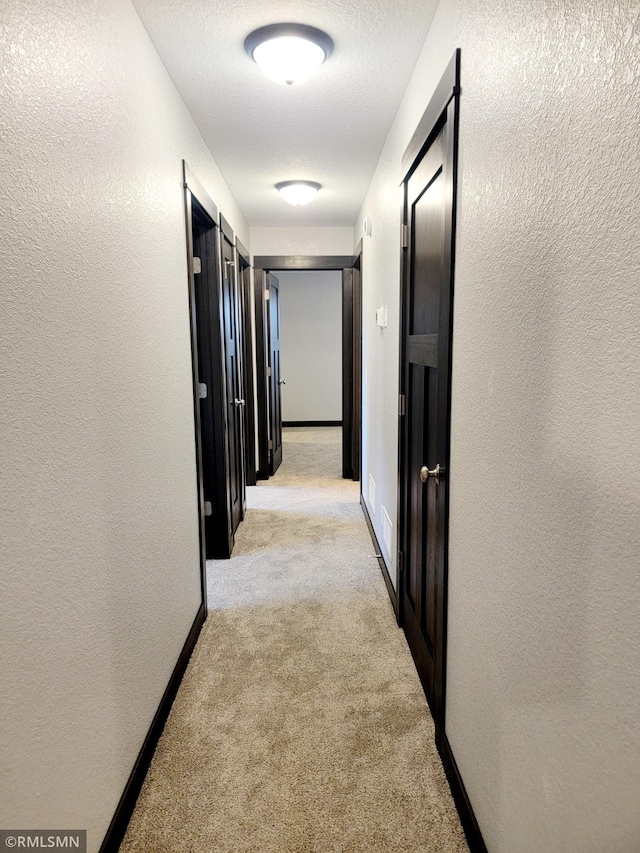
[352, 241, 363, 483]
[236, 238, 250, 266]
[181, 160, 215, 611]
[342, 267, 354, 478]
[401, 49, 461, 180]
[184, 160, 239, 560]
[397, 48, 461, 736]
[396, 50, 486, 853]
[253, 255, 354, 270]
[236, 238, 256, 486]
[266, 273, 283, 476]
[253, 255, 362, 483]
[219, 212, 234, 244]
[253, 268, 270, 480]
[183, 164, 218, 223]
[220, 217, 247, 534]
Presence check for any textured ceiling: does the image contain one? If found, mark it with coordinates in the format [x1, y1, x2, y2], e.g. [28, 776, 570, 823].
[131, 0, 439, 226]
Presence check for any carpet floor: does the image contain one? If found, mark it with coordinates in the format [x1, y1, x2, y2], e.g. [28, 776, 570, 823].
[119, 427, 468, 852]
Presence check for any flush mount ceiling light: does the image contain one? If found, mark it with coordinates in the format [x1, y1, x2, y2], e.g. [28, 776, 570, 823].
[276, 181, 322, 206]
[244, 24, 334, 86]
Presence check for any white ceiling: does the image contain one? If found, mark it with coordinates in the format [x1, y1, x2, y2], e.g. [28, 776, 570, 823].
[131, 0, 439, 227]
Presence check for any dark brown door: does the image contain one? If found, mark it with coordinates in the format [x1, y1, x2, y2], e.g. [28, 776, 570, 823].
[352, 256, 362, 481]
[184, 165, 236, 560]
[190, 208, 232, 560]
[342, 255, 362, 482]
[400, 93, 458, 737]
[220, 230, 245, 533]
[237, 245, 256, 486]
[342, 268, 354, 479]
[267, 273, 283, 475]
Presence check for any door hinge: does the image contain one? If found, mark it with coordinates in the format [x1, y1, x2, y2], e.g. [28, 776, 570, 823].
[192, 256, 202, 274]
[204, 500, 212, 517]
[268, 439, 273, 450]
[265, 288, 270, 301]
[401, 224, 408, 249]
[398, 394, 406, 416]
[267, 366, 272, 377]
[198, 382, 208, 399]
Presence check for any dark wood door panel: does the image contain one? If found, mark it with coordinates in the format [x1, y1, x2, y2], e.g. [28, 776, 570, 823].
[221, 233, 245, 534]
[268, 274, 282, 476]
[188, 198, 233, 560]
[407, 363, 426, 615]
[238, 254, 256, 486]
[399, 92, 459, 739]
[192, 220, 232, 559]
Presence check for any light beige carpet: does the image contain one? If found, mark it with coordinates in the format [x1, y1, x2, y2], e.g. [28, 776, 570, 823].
[119, 427, 468, 853]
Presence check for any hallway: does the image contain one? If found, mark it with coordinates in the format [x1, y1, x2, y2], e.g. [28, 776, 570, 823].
[119, 428, 467, 852]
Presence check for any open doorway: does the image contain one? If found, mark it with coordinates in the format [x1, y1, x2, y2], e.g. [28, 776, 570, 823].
[277, 270, 343, 428]
[253, 255, 362, 483]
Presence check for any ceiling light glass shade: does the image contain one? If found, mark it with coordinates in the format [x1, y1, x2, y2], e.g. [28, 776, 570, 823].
[245, 24, 334, 86]
[276, 181, 322, 206]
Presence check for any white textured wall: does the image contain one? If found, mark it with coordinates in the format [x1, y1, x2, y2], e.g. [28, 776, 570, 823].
[356, 2, 640, 851]
[354, 193, 403, 573]
[249, 226, 354, 258]
[277, 271, 343, 423]
[0, 1, 248, 850]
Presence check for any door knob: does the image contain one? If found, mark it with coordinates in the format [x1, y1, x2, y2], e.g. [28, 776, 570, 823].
[420, 464, 444, 485]
[234, 398, 245, 407]
[278, 379, 286, 385]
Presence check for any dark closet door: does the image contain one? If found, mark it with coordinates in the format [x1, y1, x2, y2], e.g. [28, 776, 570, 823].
[237, 244, 256, 486]
[352, 256, 362, 482]
[342, 268, 354, 479]
[342, 255, 362, 482]
[220, 228, 245, 533]
[400, 95, 457, 736]
[267, 273, 283, 475]
[191, 214, 233, 560]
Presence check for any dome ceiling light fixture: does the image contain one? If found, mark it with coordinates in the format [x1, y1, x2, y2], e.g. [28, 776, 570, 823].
[244, 24, 334, 86]
[275, 181, 322, 206]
